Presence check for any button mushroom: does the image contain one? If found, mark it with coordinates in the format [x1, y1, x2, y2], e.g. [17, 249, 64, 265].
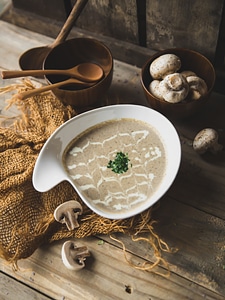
[186, 75, 208, 100]
[149, 80, 164, 100]
[158, 73, 189, 103]
[149, 54, 181, 80]
[54, 200, 83, 230]
[193, 128, 223, 154]
[61, 240, 90, 270]
[180, 70, 196, 78]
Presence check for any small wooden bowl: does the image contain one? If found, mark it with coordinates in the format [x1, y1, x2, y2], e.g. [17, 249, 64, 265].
[44, 38, 113, 108]
[141, 48, 215, 119]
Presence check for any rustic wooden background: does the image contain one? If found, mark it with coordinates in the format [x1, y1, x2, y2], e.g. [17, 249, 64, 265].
[3, 0, 224, 61]
[2, 0, 225, 92]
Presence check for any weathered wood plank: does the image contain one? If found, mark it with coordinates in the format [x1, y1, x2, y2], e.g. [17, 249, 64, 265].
[0, 271, 51, 300]
[0, 0, 10, 16]
[0, 18, 225, 300]
[100, 197, 225, 295]
[4, 0, 224, 62]
[168, 92, 225, 218]
[0, 15, 153, 68]
[168, 147, 225, 219]
[12, 0, 67, 21]
[1, 236, 224, 300]
[74, 0, 139, 45]
[146, 0, 223, 61]
[8, 0, 140, 47]
[153, 198, 225, 294]
[0, 21, 53, 70]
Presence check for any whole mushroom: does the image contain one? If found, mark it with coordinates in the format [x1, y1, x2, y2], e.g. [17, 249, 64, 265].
[150, 54, 181, 80]
[186, 76, 208, 100]
[193, 128, 223, 154]
[158, 73, 189, 103]
[180, 70, 196, 78]
[149, 80, 164, 100]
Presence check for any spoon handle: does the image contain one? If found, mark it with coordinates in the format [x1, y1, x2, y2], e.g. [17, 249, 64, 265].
[2, 69, 70, 79]
[17, 79, 90, 100]
[54, 0, 89, 45]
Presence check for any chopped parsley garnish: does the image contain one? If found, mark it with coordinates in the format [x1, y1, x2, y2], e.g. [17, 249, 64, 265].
[107, 152, 131, 174]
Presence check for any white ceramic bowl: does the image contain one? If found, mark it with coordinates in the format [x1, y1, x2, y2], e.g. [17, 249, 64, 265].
[33, 104, 181, 219]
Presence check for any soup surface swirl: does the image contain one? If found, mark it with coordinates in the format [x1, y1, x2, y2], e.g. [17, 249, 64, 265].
[63, 118, 166, 214]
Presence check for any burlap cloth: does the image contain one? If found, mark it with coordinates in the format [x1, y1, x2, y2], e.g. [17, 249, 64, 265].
[0, 80, 172, 273]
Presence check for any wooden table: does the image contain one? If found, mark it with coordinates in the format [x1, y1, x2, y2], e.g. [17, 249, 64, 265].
[0, 20, 225, 300]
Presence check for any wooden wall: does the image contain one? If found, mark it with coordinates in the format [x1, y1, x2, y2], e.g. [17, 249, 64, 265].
[74, 0, 224, 61]
[145, 0, 224, 59]
[7, 0, 225, 62]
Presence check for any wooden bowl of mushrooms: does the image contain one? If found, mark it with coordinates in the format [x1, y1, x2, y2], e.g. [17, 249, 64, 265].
[141, 48, 215, 119]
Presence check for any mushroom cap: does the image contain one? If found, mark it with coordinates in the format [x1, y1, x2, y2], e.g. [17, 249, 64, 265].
[180, 70, 196, 78]
[61, 240, 90, 271]
[186, 76, 208, 100]
[149, 54, 181, 80]
[158, 73, 189, 103]
[193, 128, 222, 154]
[54, 200, 83, 230]
[149, 80, 164, 100]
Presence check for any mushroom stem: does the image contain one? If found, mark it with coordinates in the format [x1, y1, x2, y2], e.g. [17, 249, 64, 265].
[63, 209, 80, 230]
[186, 76, 208, 100]
[61, 241, 90, 270]
[54, 200, 83, 230]
[158, 73, 189, 103]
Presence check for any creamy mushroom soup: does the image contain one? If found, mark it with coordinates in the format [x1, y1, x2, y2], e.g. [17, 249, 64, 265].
[63, 118, 167, 214]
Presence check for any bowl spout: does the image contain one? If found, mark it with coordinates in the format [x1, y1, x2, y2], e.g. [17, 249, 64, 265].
[32, 137, 66, 192]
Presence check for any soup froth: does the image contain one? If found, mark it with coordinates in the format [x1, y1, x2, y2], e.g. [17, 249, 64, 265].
[63, 118, 167, 214]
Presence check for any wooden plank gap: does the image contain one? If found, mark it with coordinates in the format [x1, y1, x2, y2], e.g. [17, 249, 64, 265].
[64, 0, 73, 17]
[136, 0, 146, 47]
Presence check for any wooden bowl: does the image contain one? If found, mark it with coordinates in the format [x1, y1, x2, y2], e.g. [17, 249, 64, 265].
[141, 48, 215, 119]
[44, 38, 113, 108]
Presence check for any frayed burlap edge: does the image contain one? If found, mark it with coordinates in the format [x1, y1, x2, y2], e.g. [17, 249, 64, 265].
[0, 80, 176, 276]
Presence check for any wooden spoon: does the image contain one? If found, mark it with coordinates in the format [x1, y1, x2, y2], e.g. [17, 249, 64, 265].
[2, 63, 104, 83]
[19, 0, 88, 71]
[17, 78, 96, 100]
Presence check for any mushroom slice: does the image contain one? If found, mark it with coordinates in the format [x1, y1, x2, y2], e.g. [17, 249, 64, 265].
[186, 76, 208, 100]
[149, 80, 164, 100]
[54, 200, 83, 230]
[150, 54, 181, 80]
[158, 73, 189, 103]
[61, 240, 90, 270]
[193, 128, 223, 155]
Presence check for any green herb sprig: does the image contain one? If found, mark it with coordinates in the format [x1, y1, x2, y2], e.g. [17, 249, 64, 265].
[107, 152, 131, 174]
